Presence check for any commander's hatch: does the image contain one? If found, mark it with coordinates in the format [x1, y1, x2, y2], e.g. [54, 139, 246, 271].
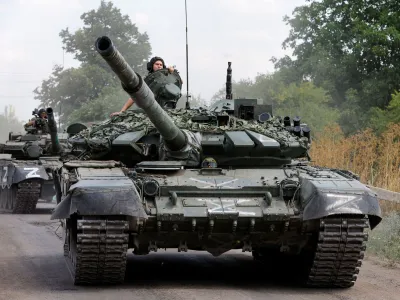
[135, 161, 185, 172]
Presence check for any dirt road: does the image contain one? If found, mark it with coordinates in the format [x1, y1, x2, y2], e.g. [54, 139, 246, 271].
[1, 204, 400, 300]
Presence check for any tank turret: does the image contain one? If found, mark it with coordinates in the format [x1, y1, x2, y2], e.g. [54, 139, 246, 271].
[95, 36, 187, 152]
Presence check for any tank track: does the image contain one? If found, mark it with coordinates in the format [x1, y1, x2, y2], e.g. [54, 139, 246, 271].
[65, 218, 129, 285]
[306, 215, 369, 288]
[0, 180, 41, 214]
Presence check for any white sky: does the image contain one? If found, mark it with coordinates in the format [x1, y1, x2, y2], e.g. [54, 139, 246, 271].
[0, 0, 305, 121]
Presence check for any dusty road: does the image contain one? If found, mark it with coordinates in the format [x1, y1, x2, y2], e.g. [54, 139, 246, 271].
[1, 204, 400, 300]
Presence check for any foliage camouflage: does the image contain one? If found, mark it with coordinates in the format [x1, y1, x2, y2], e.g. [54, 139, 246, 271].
[70, 108, 310, 155]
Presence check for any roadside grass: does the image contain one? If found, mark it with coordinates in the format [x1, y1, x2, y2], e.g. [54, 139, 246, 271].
[366, 209, 400, 266]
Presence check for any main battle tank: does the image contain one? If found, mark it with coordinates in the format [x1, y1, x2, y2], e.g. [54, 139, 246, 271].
[0, 107, 65, 213]
[51, 36, 382, 287]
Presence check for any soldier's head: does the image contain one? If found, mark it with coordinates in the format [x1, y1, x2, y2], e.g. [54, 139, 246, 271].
[147, 56, 166, 73]
[38, 108, 47, 119]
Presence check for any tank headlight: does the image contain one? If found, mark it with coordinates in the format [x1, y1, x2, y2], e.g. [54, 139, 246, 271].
[26, 145, 42, 159]
[143, 180, 159, 197]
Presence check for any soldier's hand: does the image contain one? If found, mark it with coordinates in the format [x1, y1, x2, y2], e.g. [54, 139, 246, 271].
[167, 66, 175, 73]
[110, 111, 122, 117]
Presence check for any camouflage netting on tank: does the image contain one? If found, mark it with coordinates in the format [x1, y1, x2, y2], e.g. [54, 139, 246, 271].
[70, 108, 309, 153]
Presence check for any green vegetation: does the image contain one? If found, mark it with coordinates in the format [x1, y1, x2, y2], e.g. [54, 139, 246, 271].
[367, 213, 400, 266]
[273, 0, 400, 135]
[210, 0, 400, 136]
[0, 105, 24, 142]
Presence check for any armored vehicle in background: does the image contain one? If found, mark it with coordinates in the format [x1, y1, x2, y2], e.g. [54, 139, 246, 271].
[51, 36, 382, 287]
[0, 107, 65, 213]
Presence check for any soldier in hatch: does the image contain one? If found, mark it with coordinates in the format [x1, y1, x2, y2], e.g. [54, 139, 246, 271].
[24, 108, 50, 134]
[110, 56, 177, 117]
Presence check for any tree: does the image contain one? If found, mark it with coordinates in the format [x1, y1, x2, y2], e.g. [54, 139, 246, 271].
[211, 70, 339, 132]
[68, 85, 128, 123]
[59, 0, 151, 72]
[33, 1, 152, 126]
[273, 81, 339, 132]
[370, 90, 400, 134]
[272, 0, 400, 133]
[0, 105, 24, 142]
[34, 64, 116, 125]
[211, 78, 256, 103]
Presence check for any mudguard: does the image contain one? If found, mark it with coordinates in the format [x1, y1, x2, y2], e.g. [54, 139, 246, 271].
[0, 157, 49, 187]
[300, 177, 382, 229]
[50, 178, 148, 219]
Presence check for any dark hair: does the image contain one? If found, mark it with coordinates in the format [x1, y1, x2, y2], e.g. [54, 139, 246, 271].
[146, 56, 166, 72]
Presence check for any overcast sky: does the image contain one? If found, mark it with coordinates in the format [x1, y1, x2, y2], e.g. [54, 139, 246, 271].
[0, 0, 305, 121]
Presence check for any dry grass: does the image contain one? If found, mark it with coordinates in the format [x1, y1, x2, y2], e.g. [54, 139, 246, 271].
[310, 123, 400, 193]
[309, 123, 400, 262]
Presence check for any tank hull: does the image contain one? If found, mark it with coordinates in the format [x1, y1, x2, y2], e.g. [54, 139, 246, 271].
[51, 160, 380, 287]
[0, 155, 61, 213]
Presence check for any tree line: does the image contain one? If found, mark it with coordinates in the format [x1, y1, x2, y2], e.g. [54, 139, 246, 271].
[0, 105, 24, 142]
[30, 0, 400, 135]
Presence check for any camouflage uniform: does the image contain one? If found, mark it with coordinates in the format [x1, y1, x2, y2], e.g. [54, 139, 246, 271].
[24, 108, 50, 134]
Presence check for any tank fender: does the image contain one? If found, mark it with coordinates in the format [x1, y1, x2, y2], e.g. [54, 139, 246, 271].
[50, 178, 148, 220]
[0, 161, 48, 187]
[300, 178, 382, 229]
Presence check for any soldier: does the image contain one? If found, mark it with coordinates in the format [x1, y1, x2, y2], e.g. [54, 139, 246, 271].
[110, 56, 176, 117]
[24, 108, 50, 134]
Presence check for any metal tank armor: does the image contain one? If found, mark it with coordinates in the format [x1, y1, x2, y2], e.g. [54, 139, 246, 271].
[51, 36, 382, 287]
[0, 107, 65, 213]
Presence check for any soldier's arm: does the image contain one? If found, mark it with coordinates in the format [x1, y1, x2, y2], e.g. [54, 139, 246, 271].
[24, 119, 35, 127]
[168, 66, 183, 84]
[110, 98, 135, 117]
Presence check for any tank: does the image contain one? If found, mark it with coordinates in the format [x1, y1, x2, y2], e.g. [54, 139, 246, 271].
[51, 36, 382, 287]
[0, 107, 65, 213]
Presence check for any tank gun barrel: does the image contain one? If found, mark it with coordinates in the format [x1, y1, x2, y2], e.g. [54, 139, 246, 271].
[46, 107, 62, 153]
[95, 36, 187, 151]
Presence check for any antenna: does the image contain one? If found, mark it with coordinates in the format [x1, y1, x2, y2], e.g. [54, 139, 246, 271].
[184, 0, 190, 109]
